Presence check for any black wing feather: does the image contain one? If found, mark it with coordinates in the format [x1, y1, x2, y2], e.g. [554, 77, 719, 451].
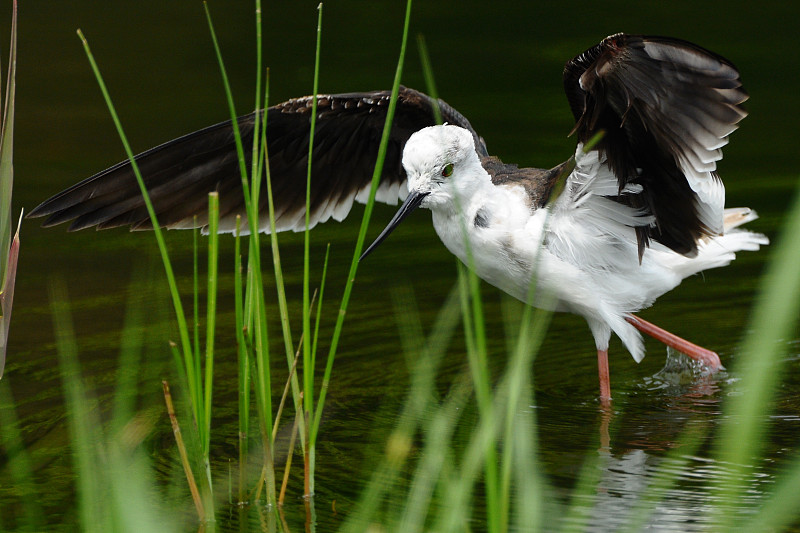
[28, 87, 484, 233]
[563, 33, 747, 257]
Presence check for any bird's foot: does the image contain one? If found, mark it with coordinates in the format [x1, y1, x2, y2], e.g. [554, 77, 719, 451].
[625, 314, 723, 372]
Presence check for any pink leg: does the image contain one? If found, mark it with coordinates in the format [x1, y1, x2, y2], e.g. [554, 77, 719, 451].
[597, 348, 612, 403]
[625, 313, 723, 371]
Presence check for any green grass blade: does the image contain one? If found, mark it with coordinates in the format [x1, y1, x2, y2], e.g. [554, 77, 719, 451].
[341, 282, 462, 532]
[202, 2, 265, 302]
[202, 4, 250, 209]
[511, 386, 541, 531]
[740, 452, 800, 531]
[246, 6, 270, 477]
[0, 0, 16, 286]
[112, 274, 181, 532]
[0, 214, 19, 378]
[192, 222, 201, 393]
[49, 281, 110, 532]
[397, 379, 471, 532]
[256, 65, 303, 458]
[203, 192, 220, 457]
[205, 1, 279, 504]
[0, 380, 43, 530]
[557, 452, 605, 532]
[253, 71, 282, 505]
[456, 260, 500, 532]
[432, 300, 551, 532]
[77, 27, 219, 519]
[247, 0, 268, 392]
[203, 3, 275, 395]
[198, 192, 220, 506]
[433, 389, 502, 531]
[502, 305, 551, 531]
[311, 243, 331, 376]
[415, 33, 442, 124]
[423, 32, 497, 520]
[311, 0, 414, 448]
[302, 3, 324, 494]
[75, 29, 199, 426]
[250, 0, 264, 187]
[233, 216, 250, 503]
[51, 278, 179, 532]
[712, 180, 800, 526]
[0, 0, 18, 379]
[110, 274, 148, 434]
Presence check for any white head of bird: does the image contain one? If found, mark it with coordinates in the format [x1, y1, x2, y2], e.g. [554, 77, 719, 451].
[358, 124, 498, 260]
[401, 124, 488, 212]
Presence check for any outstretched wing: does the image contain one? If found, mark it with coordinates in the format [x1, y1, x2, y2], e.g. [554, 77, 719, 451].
[562, 33, 748, 257]
[29, 87, 484, 233]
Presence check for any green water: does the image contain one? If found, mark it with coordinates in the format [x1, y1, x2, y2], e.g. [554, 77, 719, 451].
[1, 0, 799, 530]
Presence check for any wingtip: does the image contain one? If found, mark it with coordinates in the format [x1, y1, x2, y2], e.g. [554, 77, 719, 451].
[26, 201, 51, 219]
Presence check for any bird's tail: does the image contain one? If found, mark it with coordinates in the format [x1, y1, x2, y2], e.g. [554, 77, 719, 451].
[672, 207, 768, 278]
[722, 206, 761, 232]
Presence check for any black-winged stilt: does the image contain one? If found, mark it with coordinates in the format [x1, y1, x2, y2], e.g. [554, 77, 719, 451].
[29, 34, 767, 400]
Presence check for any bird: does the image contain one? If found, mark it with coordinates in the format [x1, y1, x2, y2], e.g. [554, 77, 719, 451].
[29, 33, 768, 400]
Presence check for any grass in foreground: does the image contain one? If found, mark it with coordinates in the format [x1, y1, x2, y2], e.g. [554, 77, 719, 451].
[0, 0, 19, 379]
[71, 0, 415, 521]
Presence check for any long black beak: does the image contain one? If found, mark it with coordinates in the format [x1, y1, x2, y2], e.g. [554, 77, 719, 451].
[360, 190, 430, 261]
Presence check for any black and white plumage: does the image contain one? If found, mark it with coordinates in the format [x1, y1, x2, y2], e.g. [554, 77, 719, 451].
[29, 34, 767, 399]
[563, 34, 748, 259]
[30, 89, 481, 234]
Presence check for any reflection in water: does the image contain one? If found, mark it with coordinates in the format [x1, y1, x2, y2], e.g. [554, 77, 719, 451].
[573, 448, 774, 532]
[599, 404, 612, 452]
[564, 347, 798, 532]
